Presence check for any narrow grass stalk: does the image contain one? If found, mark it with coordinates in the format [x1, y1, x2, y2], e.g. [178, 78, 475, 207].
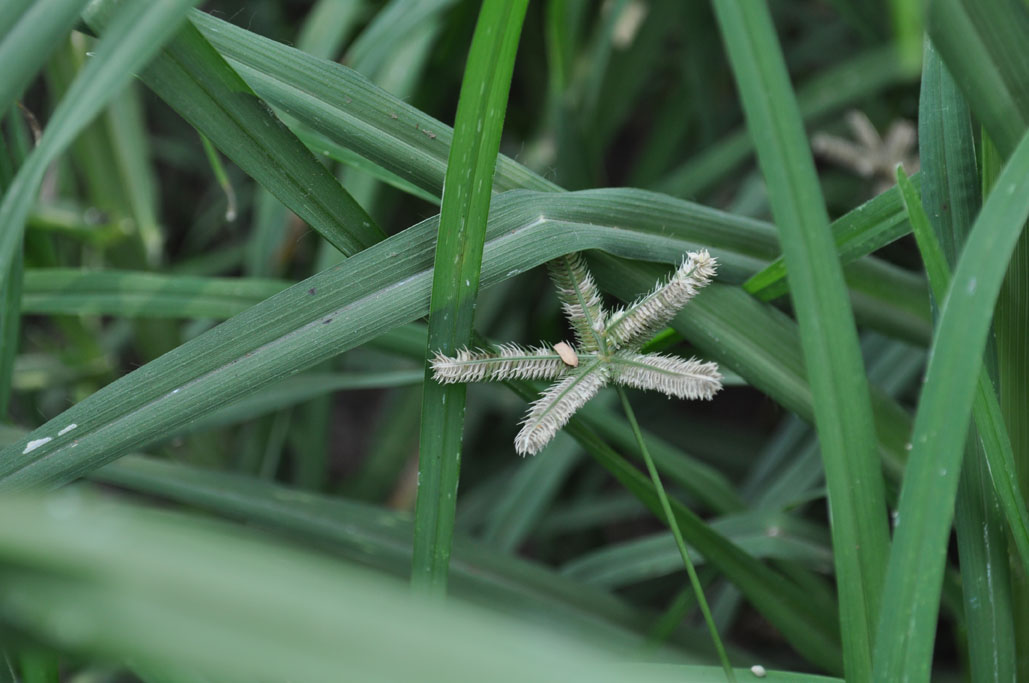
[412, 0, 528, 595]
[199, 133, 237, 222]
[873, 131, 1029, 682]
[711, 3, 889, 677]
[915, 40, 1017, 682]
[615, 386, 735, 682]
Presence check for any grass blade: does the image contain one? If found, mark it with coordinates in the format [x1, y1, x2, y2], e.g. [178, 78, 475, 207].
[0, 491, 759, 683]
[914, 41, 1017, 683]
[744, 178, 918, 301]
[88, 455, 669, 647]
[711, 3, 888, 676]
[653, 46, 919, 199]
[82, 0, 385, 257]
[22, 269, 289, 319]
[928, 0, 1029, 158]
[0, 0, 90, 115]
[873, 130, 1029, 682]
[189, 10, 928, 334]
[413, 0, 528, 595]
[0, 0, 198, 408]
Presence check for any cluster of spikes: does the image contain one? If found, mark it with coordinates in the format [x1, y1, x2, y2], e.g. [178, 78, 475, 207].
[431, 251, 722, 456]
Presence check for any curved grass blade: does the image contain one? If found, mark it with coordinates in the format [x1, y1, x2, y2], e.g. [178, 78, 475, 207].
[412, 0, 528, 595]
[0, 491, 760, 683]
[0, 188, 780, 486]
[744, 177, 918, 301]
[22, 269, 289, 319]
[0, 0, 90, 115]
[711, 4, 888, 676]
[928, 0, 1029, 158]
[190, 9, 929, 333]
[190, 9, 559, 196]
[82, 0, 385, 257]
[873, 131, 1029, 682]
[0, 0, 198, 411]
[0, 0, 198, 284]
[90, 455, 675, 649]
[913, 42, 1018, 683]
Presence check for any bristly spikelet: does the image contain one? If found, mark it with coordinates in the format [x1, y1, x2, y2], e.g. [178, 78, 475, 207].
[428, 249, 721, 456]
[547, 254, 606, 352]
[431, 344, 570, 384]
[610, 352, 721, 400]
[514, 366, 609, 456]
[605, 251, 716, 350]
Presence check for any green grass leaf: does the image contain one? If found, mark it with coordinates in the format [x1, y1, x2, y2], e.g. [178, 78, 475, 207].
[412, 0, 529, 594]
[928, 0, 1029, 158]
[873, 130, 1029, 682]
[82, 0, 385, 257]
[711, 4, 889, 676]
[0, 490, 807, 683]
[22, 269, 289, 319]
[0, 0, 198, 413]
[89, 455, 672, 647]
[912, 41, 1018, 683]
[744, 178, 918, 301]
[0, 0, 90, 115]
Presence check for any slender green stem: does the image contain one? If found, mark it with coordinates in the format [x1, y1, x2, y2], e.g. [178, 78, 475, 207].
[199, 133, 237, 222]
[615, 386, 735, 682]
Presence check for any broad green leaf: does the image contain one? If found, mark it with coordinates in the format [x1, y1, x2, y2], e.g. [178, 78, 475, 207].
[412, 0, 529, 594]
[712, 4, 888, 677]
[873, 130, 1029, 682]
[0, 188, 782, 487]
[190, 10, 559, 197]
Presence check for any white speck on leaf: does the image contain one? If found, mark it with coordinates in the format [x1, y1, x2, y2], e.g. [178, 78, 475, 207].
[58, 424, 78, 436]
[23, 437, 52, 454]
[750, 665, 767, 678]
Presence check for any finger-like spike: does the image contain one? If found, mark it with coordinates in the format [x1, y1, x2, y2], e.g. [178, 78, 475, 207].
[431, 344, 571, 384]
[605, 251, 716, 350]
[610, 352, 722, 400]
[514, 364, 609, 456]
[547, 253, 606, 352]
